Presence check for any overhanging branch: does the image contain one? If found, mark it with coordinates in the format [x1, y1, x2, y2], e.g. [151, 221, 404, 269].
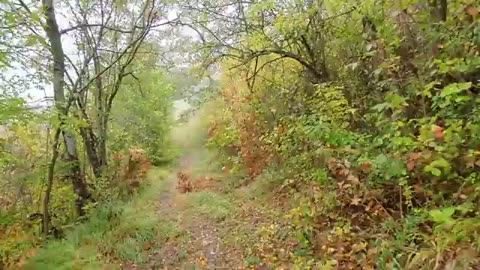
[60, 19, 178, 35]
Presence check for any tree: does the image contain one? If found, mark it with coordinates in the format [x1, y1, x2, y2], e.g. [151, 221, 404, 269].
[0, 0, 175, 232]
[109, 47, 174, 165]
[41, 0, 91, 231]
[175, 0, 356, 85]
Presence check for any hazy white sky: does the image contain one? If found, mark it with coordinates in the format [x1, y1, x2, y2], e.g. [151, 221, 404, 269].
[5, 2, 201, 113]
[17, 5, 184, 106]
[11, 10, 76, 107]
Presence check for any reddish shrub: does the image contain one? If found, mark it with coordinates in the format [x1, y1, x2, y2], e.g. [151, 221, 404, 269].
[177, 171, 193, 193]
[116, 148, 152, 193]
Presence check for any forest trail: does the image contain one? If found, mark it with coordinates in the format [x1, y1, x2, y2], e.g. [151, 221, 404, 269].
[122, 113, 299, 270]
[143, 127, 245, 269]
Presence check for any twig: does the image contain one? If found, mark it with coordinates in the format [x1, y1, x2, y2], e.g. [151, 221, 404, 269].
[59, 19, 178, 35]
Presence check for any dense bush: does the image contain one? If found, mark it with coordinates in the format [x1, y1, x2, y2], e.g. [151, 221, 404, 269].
[0, 58, 173, 268]
[207, 0, 480, 267]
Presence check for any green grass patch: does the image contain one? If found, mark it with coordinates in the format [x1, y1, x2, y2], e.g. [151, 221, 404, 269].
[183, 191, 234, 221]
[26, 168, 178, 270]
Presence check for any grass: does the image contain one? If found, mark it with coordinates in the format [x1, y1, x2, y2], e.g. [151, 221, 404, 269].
[25, 168, 178, 270]
[183, 191, 234, 221]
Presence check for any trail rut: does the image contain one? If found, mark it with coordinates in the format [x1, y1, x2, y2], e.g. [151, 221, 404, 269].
[144, 152, 242, 270]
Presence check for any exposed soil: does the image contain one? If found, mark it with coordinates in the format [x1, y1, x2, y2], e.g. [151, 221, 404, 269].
[142, 153, 244, 270]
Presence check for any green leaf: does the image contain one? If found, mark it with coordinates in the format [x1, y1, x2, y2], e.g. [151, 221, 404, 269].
[431, 168, 441, 176]
[25, 35, 38, 46]
[30, 12, 42, 23]
[440, 82, 472, 97]
[372, 102, 389, 112]
[386, 93, 408, 108]
[424, 165, 441, 176]
[245, 256, 261, 266]
[430, 207, 455, 224]
[455, 96, 471, 103]
[422, 81, 440, 97]
[430, 158, 450, 169]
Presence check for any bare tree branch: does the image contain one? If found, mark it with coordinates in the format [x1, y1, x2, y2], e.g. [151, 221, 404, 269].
[60, 19, 178, 35]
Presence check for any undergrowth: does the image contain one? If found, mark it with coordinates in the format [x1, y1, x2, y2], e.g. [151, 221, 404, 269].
[204, 2, 480, 268]
[25, 168, 176, 269]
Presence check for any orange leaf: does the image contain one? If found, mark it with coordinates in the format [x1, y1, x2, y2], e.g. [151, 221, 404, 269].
[350, 196, 362, 206]
[413, 184, 424, 194]
[433, 125, 444, 140]
[339, 168, 350, 177]
[143, 241, 152, 250]
[407, 152, 422, 160]
[338, 181, 352, 189]
[26, 248, 37, 257]
[198, 256, 208, 266]
[347, 174, 360, 184]
[352, 242, 367, 253]
[465, 5, 479, 17]
[367, 247, 378, 255]
[360, 162, 372, 172]
[407, 160, 415, 171]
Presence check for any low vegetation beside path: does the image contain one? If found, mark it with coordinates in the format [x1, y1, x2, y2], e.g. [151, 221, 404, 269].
[25, 168, 176, 269]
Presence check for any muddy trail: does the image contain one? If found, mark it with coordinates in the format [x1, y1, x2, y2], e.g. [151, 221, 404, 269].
[143, 151, 244, 270]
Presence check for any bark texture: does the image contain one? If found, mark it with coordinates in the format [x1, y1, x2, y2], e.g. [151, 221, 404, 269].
[42, 0, 92, 219]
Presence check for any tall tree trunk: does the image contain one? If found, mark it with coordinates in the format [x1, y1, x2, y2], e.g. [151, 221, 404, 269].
[42, 0, 91, 217]
[75, 97, 102, 178]
[429, 0, 448, 22]
[76, 13, 105, 177]
[93, 56, 108, 168]
[99, 114, 108, 168]
[438, 0, 447, 22]
[428, 0, 448, 56]
[43, 128, 61, 234]
[79, 126, 102, 178]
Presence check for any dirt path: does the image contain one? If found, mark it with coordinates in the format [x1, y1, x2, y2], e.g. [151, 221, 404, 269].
[144, 151, 243, 270]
